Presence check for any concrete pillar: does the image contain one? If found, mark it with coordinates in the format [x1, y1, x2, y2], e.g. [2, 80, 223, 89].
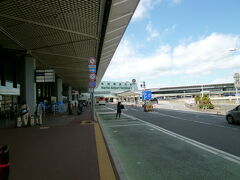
[56, 78, 63, 103]
[20, 55, 36, 116]
[68, 86, 72, 101]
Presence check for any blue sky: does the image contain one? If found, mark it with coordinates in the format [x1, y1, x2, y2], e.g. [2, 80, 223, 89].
[103, 0, 240, 88]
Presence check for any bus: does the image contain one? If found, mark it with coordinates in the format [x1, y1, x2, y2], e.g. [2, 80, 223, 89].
[95, 96, 106, 105]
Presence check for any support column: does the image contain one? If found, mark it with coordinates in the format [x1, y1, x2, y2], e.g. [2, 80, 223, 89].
[56, 78, 63, 103]
[20, 55, 36, 116]
[68, 86, 72, 101]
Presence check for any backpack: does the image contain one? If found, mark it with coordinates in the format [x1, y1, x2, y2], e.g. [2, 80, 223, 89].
[120, 104, 124, 109]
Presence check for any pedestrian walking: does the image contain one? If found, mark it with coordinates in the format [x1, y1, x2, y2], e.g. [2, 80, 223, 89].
[116, 102, 124, 119]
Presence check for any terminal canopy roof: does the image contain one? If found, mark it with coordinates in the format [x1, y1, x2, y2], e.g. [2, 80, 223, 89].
[0, 0, 139, 92]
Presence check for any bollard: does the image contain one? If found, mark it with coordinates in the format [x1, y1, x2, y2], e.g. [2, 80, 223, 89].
[0, 146, 9, 180]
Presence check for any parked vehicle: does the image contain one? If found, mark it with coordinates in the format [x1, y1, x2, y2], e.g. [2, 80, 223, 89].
[95, 96, 106, 105]
[226, 105, 240, 124]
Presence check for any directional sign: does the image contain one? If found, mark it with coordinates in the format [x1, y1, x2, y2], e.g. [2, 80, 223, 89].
[88, 68, 96, 73]
[89, 73, 96, 80]
[142, 91, 152, 100]
[88, 65, 96, 68]
[89, 81, 96, 88]
[88, 57, 96, 65]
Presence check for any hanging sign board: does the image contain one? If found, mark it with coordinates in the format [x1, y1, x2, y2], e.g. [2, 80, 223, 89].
[36, 69, 55, 83]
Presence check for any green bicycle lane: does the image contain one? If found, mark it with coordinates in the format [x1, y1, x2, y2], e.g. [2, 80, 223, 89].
[95, 106, 240, 180]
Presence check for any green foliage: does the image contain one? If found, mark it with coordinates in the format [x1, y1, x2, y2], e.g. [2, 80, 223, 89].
[194, 95, 201, 104]
[198, 94, 214, 109]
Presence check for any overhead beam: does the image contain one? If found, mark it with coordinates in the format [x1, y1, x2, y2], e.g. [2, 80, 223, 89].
[32, 50, 89, 60]
[109, 12, 133, 23]
[31, 38, 94, 50]
[106, 25, 126, 35]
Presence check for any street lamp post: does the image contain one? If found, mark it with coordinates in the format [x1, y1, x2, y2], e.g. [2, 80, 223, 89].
[230, 48, 240, 104]
[234, 73, 240, 104]
[140, 81, 146, 102]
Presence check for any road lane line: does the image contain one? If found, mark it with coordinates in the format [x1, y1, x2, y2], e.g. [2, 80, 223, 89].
[123, 113, 240, 165]
[130, 109, 138, 111]
[193, 121, 211, 125]
[107, 106, 240, 131]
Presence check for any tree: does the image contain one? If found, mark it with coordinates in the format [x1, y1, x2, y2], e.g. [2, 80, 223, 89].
[198, 94, 214, 109]
[194, 94, 201, 104]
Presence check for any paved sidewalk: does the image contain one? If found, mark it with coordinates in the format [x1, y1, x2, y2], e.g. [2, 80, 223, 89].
[0, 107, 114, 180]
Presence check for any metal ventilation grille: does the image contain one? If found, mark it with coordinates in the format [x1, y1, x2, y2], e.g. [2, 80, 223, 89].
[0, 0, 99, 36]
[0, 0, 102, 90]
[0, 0, 139, 91]
[0, 31, 24, 50]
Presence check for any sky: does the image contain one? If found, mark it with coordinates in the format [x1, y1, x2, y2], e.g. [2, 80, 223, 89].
[103, 0, 240, 88]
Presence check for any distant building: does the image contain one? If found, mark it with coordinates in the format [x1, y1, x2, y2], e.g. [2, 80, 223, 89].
[150, 83, 236, 99]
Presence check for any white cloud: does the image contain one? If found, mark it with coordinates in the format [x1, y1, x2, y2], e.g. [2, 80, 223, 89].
[211, 77, 233, 84]
[172, 0, 181, 4]
[132, 0, 181, 21]
[146, 22, 160, 41]
[132, 0, 162, 21]
[103, 33, 240, 86]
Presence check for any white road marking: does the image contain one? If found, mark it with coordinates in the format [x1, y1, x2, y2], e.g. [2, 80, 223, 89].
[130, 109, 138, 111]
[111, 119, 138, 122]
[123, 113, 240, 165]
[98, 112, 115, 114]
[107, 123, 145, 128]
[106, 106, 115, 110]
[193, 121, 211, 125]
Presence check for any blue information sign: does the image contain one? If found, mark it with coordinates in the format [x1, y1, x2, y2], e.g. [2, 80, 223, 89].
[142, 91, 152, 100]
[88, 68, 96, 73]
[89, 81, 96, 88]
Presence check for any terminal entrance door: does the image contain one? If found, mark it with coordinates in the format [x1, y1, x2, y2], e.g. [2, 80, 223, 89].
[0, 95, 19, 128]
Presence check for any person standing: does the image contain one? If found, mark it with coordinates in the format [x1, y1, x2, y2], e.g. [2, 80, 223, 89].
[35, 102, 43, 126]
[68, 101, 72, 115]
[78, 102, 83, 115]
[20, 102, 29, 127]
[116, 102, 124, 119]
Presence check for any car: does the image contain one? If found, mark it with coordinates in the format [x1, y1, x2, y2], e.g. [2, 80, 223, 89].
[226, 105, 240, 124]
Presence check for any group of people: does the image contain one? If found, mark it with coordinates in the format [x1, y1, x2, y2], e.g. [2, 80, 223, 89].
[68, 100, 87, 115]
[19, 102, 44, 127]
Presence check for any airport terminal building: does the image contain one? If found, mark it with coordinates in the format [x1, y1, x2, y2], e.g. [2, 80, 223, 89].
[151, 83, 236, 99]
